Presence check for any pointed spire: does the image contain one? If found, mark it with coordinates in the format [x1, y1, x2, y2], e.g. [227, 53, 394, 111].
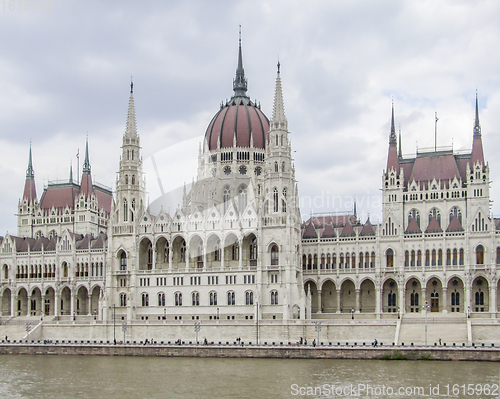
[474, 90, 481, 138]
[125, 79, 138, 137]
[271, 61, 287, 130]
[398, 125, 402, 158]
[386, 102, 399, 173]
[23, 143, 37, 202]
[69, 162, 73, 183]
[232, 26, 248, 97]
[26, 141, 34, 179]
[389, 101, 397, 146]
[472, 91, 485, 165]
[82, 137, 91, 174]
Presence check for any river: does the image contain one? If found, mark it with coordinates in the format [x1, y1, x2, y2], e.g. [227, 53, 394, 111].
[0, 355, 498, 398]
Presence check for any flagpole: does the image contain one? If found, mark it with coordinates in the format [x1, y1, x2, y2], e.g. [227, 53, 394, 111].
[435, 112, 438, 151]
[77, 149, 79, 185]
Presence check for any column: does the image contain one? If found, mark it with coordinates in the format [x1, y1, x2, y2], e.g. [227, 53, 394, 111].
[11, 294, 17, 317]
[442, 287, 448, 313]
[399, 286, 405, 315]
[152, 248, 156, 270]
[317, 290, 322, 314]
[70, 291, 75, 318]
[238, 241, 243, 270]
[27, 293, 32, 316]
[375, 288, 381, 319]
[355, 289, 361, 313]
[465, 283, 472, 315]
[54, 290, 60, 317]
[336, 289, 341, 314]
[490, 284, 497, 318]
[221, 243, 225, 269]
[41, 294, 45, 318]
[203, 242, 207, 270]
[168, 245, 172, 271]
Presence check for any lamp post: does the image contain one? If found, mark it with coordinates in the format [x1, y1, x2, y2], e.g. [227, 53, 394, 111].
[423, 301, 430, 346]
[351, 308, 354, 320]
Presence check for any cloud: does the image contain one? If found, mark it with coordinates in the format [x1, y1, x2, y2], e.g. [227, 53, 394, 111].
[1, 0, 500, 235]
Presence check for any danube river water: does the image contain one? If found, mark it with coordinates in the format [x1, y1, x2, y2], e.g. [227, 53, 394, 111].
[0, 355, 498, 398]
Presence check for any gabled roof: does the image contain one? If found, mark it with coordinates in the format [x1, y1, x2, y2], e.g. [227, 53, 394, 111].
[446, 215, 464, 232]
[321, 223, 336, 238]
[39, 184, 80, 210]
[340, 222, 355, 237]
[425, 217, 443, 233]
[405, 218, 421, 234]
[302, 222, 317, 239]
[359, 219, 375, 236]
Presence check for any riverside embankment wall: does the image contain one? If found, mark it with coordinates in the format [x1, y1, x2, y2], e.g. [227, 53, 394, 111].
[1, 343, 500, 361]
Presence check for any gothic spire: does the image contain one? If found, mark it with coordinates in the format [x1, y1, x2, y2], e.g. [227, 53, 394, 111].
[232, 26, 248, 97]
[69, 162, 73, 183]
[82, 137, 91, 174]
[474, 90, 481, 138]
[22, 142, 37, 201]
[472, 91, 485, 165]
[389, 101, 397, 146]
[271, 61, 287, 130]
[26, 142, 34, 179]
[125, 79, 138, 137]
[398, 126, 402, 158]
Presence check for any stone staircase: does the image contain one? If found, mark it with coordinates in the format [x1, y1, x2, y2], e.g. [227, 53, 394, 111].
[398, 313, 468, 345]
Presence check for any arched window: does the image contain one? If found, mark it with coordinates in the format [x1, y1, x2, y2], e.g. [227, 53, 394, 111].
[429, 208, 441, 226]
[120, 252, 127, 271]
[158, 292, 165, 306]
[192, 292, 199, 306]
[131, 199, 136, 222]
[449, 206, 462, 224]
[273, 188, 279, 212]
[245, 291, 254, 305]
[302, 254, 307, 270]
[452, 248, 458, 265]
[232, 241, 239, 261]
[404, 251, 409, 267]
[227, 291, 235, 305]
[223, 186, 231, 213]
[431, 249, 436, 266]
[250, 237, 257, 262]
[497, 247, 500, 265]
[180, 240, 186, 263]
[446, 249, 451, 265]
[131, 175, 135, 185]
[425, 250, 430, 266]
[408, 209, 420, 227]
[125, 175, 128, 184]
[271, 245, 279, 266]
[142, 293, 149, 307]
[175, 292, 182, 306]
[238, 186, 247, 213]
[410, 250, 415, 267]
[271, 290, 278, 305]
[386, 249, 394, 268]
[438, 249, 443, 266]
[210, 292, 217, 306]
[274, 162, 278, 172]
[123, 200, 128, 222]
[476, 245, 484, 264]
[282, 162, 285, 172]
[120, 293, 127, 307]
[370, 252, 376, 268]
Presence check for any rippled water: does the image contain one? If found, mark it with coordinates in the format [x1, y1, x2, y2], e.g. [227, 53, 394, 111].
[0, 355, 498, 398]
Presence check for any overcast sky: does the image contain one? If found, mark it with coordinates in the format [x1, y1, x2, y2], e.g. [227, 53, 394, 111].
[1, 0, 500, 235]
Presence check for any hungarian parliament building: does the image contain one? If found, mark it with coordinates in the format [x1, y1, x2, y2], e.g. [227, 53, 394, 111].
[0, 42, 497, 326]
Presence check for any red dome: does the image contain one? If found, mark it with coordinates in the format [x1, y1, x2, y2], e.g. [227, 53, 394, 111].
[205, 97, 269, 151]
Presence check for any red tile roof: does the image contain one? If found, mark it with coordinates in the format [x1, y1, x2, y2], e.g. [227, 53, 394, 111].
[446, 215, 464, 232]
[302, 223, 317, 239]
[425, 217, 442, 233]
[23, 178, 37, 202]
[321, 223, 336, 238]
[360, 219, 375, 236]
[40, 184, 80, 210]
[405, 218, 421, 234]
[340, 223, 355, 237]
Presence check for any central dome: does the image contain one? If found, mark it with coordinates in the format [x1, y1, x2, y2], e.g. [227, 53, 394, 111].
[204, 40, 269, 152]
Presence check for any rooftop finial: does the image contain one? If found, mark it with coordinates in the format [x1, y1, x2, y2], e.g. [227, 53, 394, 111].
[389, 100, 397, 145]
[130, 76, 133, 94]
[83, 135, 91, 174]
[474, 89, 481, 137]
[233, 25, 248, 97]
[277, 60, 280, 74]
[26, 140, 35, 179]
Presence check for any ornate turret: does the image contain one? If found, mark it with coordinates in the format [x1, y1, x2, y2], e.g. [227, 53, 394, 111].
[233, 28, 248, 98]
[80, 138, 93, 197]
